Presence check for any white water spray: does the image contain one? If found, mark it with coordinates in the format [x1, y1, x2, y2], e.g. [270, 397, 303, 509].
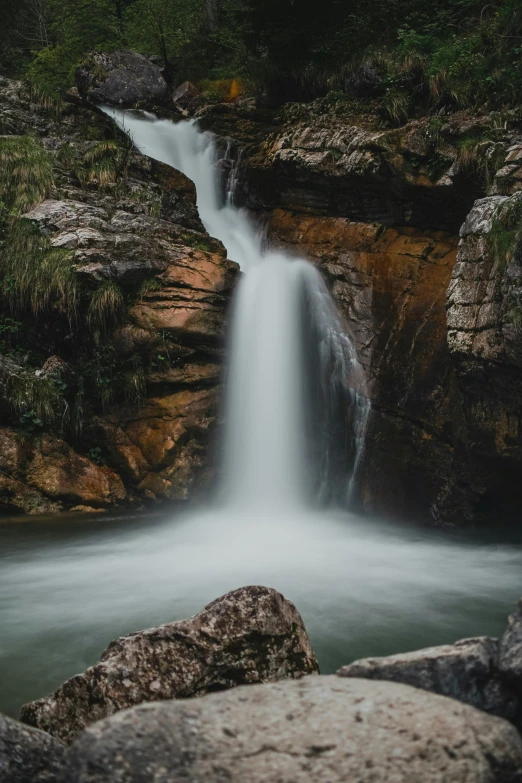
[103, 108, 369, 506]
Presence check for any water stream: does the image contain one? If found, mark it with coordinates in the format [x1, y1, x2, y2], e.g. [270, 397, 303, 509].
[0, 111, 521, 719]
[104, 109, 370, 504]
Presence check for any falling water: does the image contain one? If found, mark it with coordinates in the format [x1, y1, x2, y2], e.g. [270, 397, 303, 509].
[103, 108, 369, 507]
[3, 111, 522, 721]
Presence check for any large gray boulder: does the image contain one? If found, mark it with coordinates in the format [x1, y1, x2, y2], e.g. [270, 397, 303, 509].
[0, 713, 65, 783]
[337, 636, 519, 721]
[76, 50, 169, 106]
[62, 676, 522, 783]
[20, 586, 319, 743]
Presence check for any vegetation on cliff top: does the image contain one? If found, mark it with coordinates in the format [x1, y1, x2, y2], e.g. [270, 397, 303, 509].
[2, 0, 522, 116]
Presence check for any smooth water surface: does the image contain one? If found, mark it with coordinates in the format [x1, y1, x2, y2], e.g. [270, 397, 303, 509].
[1, 507, 521, 717]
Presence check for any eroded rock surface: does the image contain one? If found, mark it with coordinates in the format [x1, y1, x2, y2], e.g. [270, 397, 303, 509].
[20, 586, 319, 743]
[0, 713, 65, 783]
[338, 636, 518, 721]
[62, 676, 522, 783]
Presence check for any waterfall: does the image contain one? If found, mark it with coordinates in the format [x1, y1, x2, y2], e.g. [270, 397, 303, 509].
[103, 108, 370, 508]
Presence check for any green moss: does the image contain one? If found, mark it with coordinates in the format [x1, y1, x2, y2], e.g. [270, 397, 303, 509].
[179, 229, 214, 252]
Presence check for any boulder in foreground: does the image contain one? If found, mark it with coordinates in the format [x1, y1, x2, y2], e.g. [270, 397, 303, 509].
[20, 586, 319, 743]
[337, 636, 519, 722]
[0, 713, 65, 783]
[63, 676, 522, 783]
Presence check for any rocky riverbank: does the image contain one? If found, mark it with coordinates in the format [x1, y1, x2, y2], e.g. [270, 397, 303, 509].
[3, 585, 522, 782]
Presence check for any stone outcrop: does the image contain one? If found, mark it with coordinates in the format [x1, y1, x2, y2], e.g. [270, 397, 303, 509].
[199, 101, 522, 524]
[61, 676, 522, 783]
[0, 77, 238, 512]
[338, 636, 519, 723]
[235, 112, 493, 232]
[0, 713, 65, 783]
[76, 51, 169, 107]
[20, 586, 319, 743]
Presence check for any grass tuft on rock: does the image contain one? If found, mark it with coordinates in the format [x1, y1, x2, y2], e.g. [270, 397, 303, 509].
[1, 219, 78, 322]
[490, 195, 522, 273]
[87, 280, 126, 337]
[124, 355, 146, 405]
[77, 139, 130, 188]
[0, 136, 53, 214]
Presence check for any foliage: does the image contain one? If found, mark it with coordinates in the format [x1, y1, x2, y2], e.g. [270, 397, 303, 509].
[4, 0, 521, 114]
[1, 219, 78, 322]
[76, 342, 147, 411]
[489, 195, 522, 273]
[0, 136, 54, 214]
[0, 358, 66, 431]
[76, 139, 131, 188]
[137, 277, 163, 297]
[87, 280, 126, 337]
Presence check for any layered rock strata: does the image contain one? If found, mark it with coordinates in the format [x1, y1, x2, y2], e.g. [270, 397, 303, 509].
[200, 101, 522, 524]
[0, 77, 237, 512]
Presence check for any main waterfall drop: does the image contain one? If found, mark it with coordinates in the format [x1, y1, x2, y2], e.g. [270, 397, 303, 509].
[104, 108, 369, 507]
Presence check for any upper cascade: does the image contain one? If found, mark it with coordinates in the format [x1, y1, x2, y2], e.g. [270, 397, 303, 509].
[104, 107, 370, 508]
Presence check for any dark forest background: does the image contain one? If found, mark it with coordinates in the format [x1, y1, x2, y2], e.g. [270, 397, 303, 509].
[1, 0, 522, 111]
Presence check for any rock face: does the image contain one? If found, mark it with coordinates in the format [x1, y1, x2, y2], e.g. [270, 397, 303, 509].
[267, 208, 460, 518]
[199, 101, 522, 524]
[62, 676, 522, 783]
[338, 637, 519, 722]
[0, 713, 65, 783]
[76, 51, 169, 107]
[0, 77, 238, 512]
[20, 586, 319, 744]
[444, 192, 522, 519]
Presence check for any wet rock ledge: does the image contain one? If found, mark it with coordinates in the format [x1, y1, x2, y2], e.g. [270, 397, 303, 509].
[3, 586, 522, 782]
